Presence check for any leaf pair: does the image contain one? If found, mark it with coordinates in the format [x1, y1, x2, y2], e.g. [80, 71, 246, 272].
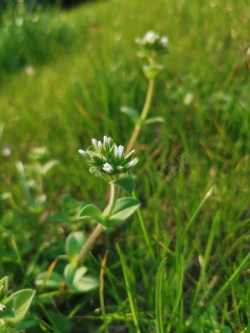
[79, 196, 140, 228]
[79, 175, 140, 227]
[64, 263, 98, 293]
[120, 106, 165, 126]
[36, 232, 98, 293]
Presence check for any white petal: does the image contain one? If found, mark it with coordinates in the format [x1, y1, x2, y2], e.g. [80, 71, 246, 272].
[103, 163, 113, 173]
[145, 31, 158, 43]
[114, 144, 124, 158]
[128, 158, 139, 167]
[92, 138, 98, 146]
[160, 36, 168, 47]
[78, 149, 87, 156]
[118, 145, 124, 157]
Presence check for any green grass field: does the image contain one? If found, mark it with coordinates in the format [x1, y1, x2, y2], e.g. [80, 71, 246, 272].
[0, 0, 250, 332]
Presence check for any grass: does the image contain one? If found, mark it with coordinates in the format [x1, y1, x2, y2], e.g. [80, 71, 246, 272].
[0, 0, 250, 332]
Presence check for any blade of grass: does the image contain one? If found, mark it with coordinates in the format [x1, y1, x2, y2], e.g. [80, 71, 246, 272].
[180, 185, 216, 244]
[132, 190, 157, 265]
[186, 251, 250, 328]
[116, 243, 141, 333]
[155, 257, 167, 333]
[166, 251, 184, 333]
[192, 210, 221, 308]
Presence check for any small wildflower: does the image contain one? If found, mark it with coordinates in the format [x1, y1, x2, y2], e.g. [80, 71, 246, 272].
[79, 149, 87, 156]
[135, 30, 169, 59]
[127, 158, 139, 167]
[114, 145, 124, 158]
[103, 163, 113, 173]
[92, 139, 98, 146]
[79, 136, 138, 178]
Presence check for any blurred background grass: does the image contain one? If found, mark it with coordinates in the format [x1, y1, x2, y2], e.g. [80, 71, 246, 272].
[0, 0, 250, 331]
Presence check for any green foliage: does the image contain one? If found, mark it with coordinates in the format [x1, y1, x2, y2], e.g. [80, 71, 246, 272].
[35, 231, 98, 293]
[66, 232, 87, 263]
[79, 203, 104, 224]
[0, 7, 73, 80]
[0, 277, 35, 332]
[155, 258, 167, 333]
[112, 175, 135, 194]
[0, 0, 250, 332]
[107, 197, 140, 227]
[187, 306, 232, 333]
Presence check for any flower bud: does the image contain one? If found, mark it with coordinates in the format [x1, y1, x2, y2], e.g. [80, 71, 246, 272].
[79, 136, 138, 179]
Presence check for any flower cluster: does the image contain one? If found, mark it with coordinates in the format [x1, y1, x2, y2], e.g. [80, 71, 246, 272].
[79, 136, 138, 177]
[135, 31, 169, 58]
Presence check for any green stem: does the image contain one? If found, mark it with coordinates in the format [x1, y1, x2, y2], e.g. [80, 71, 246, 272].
[125, 79, 155, 154]
[77, 183, 118, 264]
[141, 79, 155, 121]
[103, 182, 119, 218]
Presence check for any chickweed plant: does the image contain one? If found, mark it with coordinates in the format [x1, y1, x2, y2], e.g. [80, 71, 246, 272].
[35, 30, 170, 329]
[2, 19, 250, 331]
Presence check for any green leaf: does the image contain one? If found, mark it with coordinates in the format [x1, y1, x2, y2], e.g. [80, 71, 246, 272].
[0, 276, 8, 300]
[116, 244, 140, 331]
[4, 289, 35, 328]
[65, 231, 86, 263]
[73, 267, 88, 284]
[120, 106, 141, 125]
[35, 271, 64, 289]
[64, 263, 88, 286]
[155, 258, 167, 333]
[112, 176, 135, 194]
[107, 197, 140, 227]
[64, 263, 97, 292]
[144, 117, 165, 125]
[73, 276, 98, 293]
[47, 310, 72, 333]
[79, 204, 104, 224]
[143, 64, 163, 79]
[187, 306, 232, 333]
[64, 263, 77, 286]
[0, 299, 15, 319]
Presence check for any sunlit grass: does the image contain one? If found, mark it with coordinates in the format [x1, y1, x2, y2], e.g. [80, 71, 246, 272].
[0, 0, 250, 332]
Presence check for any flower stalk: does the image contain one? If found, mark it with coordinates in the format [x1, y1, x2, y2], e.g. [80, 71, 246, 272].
[125, 31, 168, 154]
[126, 78, 155, 154]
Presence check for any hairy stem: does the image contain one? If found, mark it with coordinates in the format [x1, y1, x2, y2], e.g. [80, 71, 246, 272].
[77, 183, 118, 264]
[125, 79, 155, 154]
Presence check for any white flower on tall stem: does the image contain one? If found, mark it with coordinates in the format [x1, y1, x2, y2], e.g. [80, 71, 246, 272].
[135, 30, 169, 59]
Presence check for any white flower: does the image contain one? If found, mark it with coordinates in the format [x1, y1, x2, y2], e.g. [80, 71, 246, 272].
[160, 36, 168, 47]
[92, 138, 98, 146]
[114, 144, 124, 158]
[79, 136, 138, 177]
[145, 31, 159, 44]
[103, 163, 113, 173]
[127, 158, 139, 167]
[79, 149, 87, 156]
[103, 136, 112, 145]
